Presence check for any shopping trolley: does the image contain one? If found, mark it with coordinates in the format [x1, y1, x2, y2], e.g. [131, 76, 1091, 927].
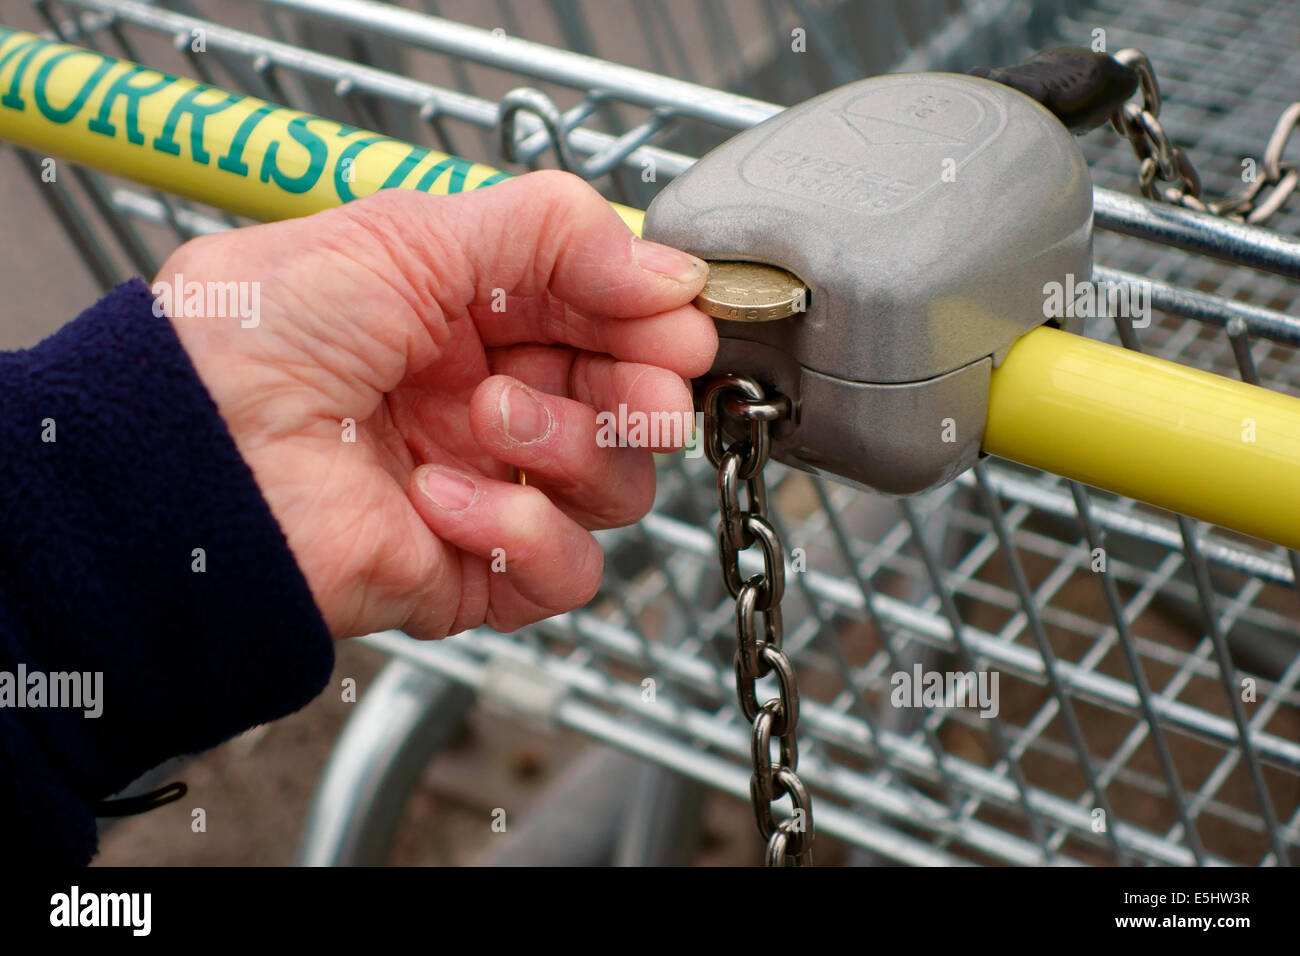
[3, 0, 1299, 866]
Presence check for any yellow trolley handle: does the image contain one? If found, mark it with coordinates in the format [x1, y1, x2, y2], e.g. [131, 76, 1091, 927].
[3, 27, 1299, 551]
[986, 326, 1300, 551]
[0, 26, 643, 230]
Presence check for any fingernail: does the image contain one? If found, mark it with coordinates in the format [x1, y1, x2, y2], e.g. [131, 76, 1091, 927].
[501, 384, 552, 444]
[632, 237, 706, 282]
[421, 467, 477, 512]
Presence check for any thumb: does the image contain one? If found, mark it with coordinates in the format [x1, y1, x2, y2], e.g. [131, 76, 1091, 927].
[345, 169, 709, 320]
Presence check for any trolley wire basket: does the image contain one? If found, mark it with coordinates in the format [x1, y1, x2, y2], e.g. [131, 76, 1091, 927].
[4, 0, 1300, 866]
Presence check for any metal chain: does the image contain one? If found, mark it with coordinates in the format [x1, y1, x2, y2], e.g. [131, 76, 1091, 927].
[702, 374, 813, 866]
[1111, 48, 1300, 225]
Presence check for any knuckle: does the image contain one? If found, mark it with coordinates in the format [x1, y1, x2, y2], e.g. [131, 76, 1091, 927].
[523, 168, 596, 206]
[522, 170, 608, 242]
[485, 604, 539, 635]
[625, 472, 657, 521]
[567, 351, 613, 406]
[572, 541, 605, 606]
[585, 457, 656, 528]
[502, 488, 555, 564]
[338, 191, 423, 250]
[587, 478, 652, 528]
[334, 192, 471, 316]
[157, 232, 221, 278]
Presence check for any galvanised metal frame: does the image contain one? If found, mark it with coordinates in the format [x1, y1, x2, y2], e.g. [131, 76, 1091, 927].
[10, 0, 1300, 865]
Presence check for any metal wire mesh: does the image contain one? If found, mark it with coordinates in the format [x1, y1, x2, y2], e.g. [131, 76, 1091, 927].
[9, 0, 1300, 865]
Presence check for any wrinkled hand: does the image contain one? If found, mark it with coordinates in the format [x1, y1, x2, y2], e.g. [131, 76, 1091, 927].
[159, 171, 715, 640]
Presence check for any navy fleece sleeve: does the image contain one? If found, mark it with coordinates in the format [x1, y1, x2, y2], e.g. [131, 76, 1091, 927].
[0, 278, 334, 864]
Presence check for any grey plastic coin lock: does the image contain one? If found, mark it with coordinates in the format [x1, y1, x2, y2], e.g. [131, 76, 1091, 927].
[644, 72, 1093, 495]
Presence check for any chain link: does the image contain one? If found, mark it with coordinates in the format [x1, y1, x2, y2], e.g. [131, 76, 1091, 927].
[1111, 48, 1300, 225]
[702, 374, 812, 866]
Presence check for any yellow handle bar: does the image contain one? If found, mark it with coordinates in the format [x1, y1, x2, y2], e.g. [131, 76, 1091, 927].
[2, 26, 1298, 551]
[0, 27, 644, 231]
[986, 326, 1300, 551]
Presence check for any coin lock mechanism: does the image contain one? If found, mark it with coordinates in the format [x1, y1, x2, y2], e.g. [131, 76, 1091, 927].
[644, 72, 1093, 495]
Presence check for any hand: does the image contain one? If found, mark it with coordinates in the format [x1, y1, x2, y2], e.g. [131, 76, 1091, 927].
[158, 171, 715, 640]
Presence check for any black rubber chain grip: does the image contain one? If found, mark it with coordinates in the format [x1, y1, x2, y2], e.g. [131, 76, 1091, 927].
[970, 47, 1139, 134]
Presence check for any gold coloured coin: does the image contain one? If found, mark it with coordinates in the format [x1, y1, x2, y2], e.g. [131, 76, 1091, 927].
[694, 261, 808, 322]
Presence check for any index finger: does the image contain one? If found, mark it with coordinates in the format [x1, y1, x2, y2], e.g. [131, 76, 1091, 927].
[348, 170, 717, 376]
[470, 299, 718, 379]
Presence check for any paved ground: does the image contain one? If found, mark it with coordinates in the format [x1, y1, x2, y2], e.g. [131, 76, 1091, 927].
[90, 640, 767, 865]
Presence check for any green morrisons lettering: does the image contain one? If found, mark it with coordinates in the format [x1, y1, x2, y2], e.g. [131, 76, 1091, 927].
[331, 119, 365, 139]
[334, 134, 428, 202]
[217, 103, 273, 177]
[0, 32, 44, 110]
[154, 86, 244, 165]
[33, 50, 115, 124]
[259, 115, 329, 194]
[88, 65, 173, 145]
[0, 30, 517, 200]
[414, 155, 477, 194]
